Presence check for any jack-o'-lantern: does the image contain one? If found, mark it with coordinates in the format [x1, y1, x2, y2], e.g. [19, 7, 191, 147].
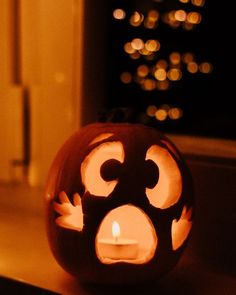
[45, 122, 194, 285]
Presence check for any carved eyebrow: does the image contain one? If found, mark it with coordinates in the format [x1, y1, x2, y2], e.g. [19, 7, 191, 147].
[89, 133, 114, 146]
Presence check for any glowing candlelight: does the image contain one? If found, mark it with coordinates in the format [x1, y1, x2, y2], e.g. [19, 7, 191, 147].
[112, 221, 120, 242]
[97, 221, 138, 260]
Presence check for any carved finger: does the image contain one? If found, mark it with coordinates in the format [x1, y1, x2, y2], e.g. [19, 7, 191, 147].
[73, 193, 81, 206]
[53, 201, 71, 215]
[59, 191, 70, 203]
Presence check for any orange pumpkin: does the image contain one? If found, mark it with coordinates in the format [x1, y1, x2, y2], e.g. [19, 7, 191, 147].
[45, 123, 194, 284]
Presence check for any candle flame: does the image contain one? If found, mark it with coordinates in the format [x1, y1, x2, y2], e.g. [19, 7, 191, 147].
[112, 221, 120, 240]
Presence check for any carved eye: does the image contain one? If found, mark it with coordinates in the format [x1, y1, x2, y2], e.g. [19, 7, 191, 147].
[81, 142, 124, 197]
[145, 145, 182, 209]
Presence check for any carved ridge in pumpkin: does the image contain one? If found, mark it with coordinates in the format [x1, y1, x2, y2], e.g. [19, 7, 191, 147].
[81, 141, 125, 197]
[53, 191, 83, 231]
[145, 144, 182, 209]
[171, 206, 193, 250]
[89, 133, 114, 145]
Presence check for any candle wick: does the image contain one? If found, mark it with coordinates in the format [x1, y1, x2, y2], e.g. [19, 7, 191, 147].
[115, 236, 118, 243]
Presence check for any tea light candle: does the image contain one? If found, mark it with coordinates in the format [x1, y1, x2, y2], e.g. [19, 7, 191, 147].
[98, 221, 138, 260]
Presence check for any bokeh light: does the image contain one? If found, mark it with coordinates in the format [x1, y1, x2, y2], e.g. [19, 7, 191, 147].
[168, 107, 183, 120]
[187, 61, 198, 73]
[130, 11, 144, 27]
[124, 42, 136, 54]
[120, 72, 132, 84]
[146, 105, 157, 117]
[199, 62, 213, 74]
[191, 0, 205, 7]
[142, 79, 156, 91]
[167, 68, 182, 81]
[131, 38, 144, 50]
[145, 40, 161, 52]
[137, 65, 149, 77]
[157, 80, 170, 90]
[175, 10, 187, 22]
[154, 68, 167, 81]
[169, 52, 181, 65]
[187, 12, 202, 24]
[155, 109, 168, 121]
[113, 9, 126, 20]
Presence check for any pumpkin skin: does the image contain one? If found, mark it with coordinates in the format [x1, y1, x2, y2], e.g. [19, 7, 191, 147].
[45, 123, 194, 285]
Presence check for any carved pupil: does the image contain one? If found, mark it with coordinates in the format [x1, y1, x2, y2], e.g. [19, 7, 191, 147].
[145, 159, 159, 188]
[100, 159, 122, 181]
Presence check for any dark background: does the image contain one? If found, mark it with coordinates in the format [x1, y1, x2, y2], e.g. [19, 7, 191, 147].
[100, 0, 235, 139]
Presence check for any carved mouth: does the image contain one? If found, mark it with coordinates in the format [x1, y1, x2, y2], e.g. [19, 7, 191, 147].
[95, 204, 158, 264]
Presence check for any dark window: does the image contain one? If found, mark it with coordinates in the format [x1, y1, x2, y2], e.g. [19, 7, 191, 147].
[102, 0, 236, 139]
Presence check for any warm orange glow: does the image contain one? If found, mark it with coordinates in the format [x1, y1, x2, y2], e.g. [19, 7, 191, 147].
[145, 40, 160, 52]
[167, 68, 182, 81]
[168, 10, 176, 22]
[163, 11, 181, 28]
[142, 79, 156, 91]
[156, 59, 168, 69]
[139, 48, 151, 56]
[160, 104, 170, 111]
[146, 105, 157, 117]
[154, 68, 167, 81]
[144, 10, 159, 29]
[96, 205, 158, 264]
[53, 191, 83, 231]
[144, 19, 157, 29]
[157, 80, 170, 90]
[182, 52, 195, 64]
[168, 107, 183, 120]
[54, 72, 65, 83]
[130, 52, 141, 60]
[148, 10, 159, 22]
[137, 65, 149, 77]
[145, 145, 182, 209]
[179, 0, 189, 3]
[191, 0, 205, 6]
[113, 8, 126, 20]
[131, 38, 144, 50]
[112, 221, 120, 240]
[187, 12, 202, 24]
[171, 206, 193, 250]
[129, 11, 144, 27]
[187, 61, 198, 73]
[175, 10, 187, 22]
[124, 42, 135, 54]
[155, 109, 167, 121]
[199, 62, 213, 74]
[169, 52, 181, 65]
[81, 141, 124, 197]
[89, 133, 114, 145]
[120, 72, 132, 84]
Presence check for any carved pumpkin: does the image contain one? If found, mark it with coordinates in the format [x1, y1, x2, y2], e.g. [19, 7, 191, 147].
[45, 123, 194, 284]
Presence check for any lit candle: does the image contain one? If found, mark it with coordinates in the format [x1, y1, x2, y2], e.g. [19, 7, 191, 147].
[98, 221, 138, 260]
